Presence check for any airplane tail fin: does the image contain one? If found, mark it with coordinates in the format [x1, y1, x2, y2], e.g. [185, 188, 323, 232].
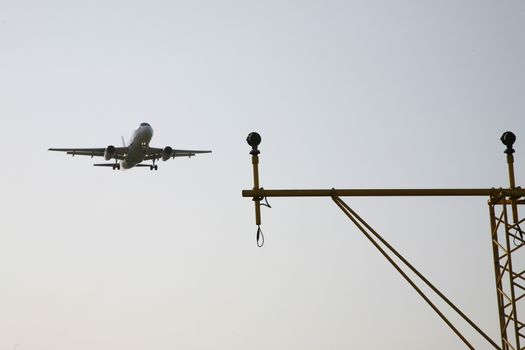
[121, 136, 126, 147]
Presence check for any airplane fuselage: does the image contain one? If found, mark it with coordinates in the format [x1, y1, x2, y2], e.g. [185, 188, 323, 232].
[121, 123, 154, 169]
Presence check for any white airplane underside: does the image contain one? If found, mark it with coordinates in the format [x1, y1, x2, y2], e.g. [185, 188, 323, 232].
[49, 123, 211, 170]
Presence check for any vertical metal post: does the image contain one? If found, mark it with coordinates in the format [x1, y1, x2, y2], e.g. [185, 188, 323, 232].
[246, 132, 263, 245]
[508, 151, 520, 224]
[502, 131, 520, 224]
[251, 147, 261, 226]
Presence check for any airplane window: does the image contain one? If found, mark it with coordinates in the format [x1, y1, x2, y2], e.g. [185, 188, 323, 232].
[140, 122, 150, 127]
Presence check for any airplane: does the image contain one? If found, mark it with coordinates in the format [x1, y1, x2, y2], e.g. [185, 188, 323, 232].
[49, 122, 211, 170]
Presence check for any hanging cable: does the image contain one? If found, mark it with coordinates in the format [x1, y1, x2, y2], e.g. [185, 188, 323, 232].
[256, 225, 264, 247]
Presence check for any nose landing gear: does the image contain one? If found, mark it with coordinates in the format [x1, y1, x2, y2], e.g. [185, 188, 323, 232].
[150, 159, 158, 171]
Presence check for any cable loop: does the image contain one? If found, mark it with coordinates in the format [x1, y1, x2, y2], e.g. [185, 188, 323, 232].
[256, 225, 264, 247]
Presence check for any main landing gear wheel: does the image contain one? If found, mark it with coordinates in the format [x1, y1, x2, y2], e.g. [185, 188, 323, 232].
[112, 163, 120, 170]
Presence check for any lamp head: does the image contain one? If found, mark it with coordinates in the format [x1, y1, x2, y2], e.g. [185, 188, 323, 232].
[247, 132, 261, 154]
[501, 131, 516, 154]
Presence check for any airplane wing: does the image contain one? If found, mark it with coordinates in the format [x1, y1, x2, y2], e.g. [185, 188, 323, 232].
[145, 147, 212, 161]
[48, 147, 128, 160]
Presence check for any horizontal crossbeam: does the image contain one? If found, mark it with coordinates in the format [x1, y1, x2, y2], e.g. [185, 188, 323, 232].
[243, 188, 525, 198]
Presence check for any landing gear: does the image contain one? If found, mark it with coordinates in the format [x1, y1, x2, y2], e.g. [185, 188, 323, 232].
[150, 159, 158, 171]
[112, 160, 120, 170]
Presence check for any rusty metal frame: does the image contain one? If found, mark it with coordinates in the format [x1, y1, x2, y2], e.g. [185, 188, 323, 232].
[490, 197, 525, 350]
[242, 131, 522, 349]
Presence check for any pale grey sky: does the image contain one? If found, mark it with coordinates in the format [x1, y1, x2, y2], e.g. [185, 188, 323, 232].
[0, 1, 524, 349]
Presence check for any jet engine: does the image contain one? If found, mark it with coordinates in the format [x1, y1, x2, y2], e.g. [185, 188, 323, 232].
[162, 146, 173, 161]
[104, 145, 116, 160]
